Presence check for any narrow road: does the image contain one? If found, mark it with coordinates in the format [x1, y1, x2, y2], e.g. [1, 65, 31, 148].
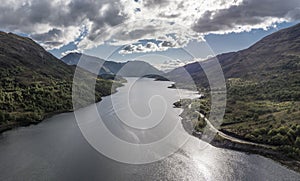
[195, 111, 276, 149]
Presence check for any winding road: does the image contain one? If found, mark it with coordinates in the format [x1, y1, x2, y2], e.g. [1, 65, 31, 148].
[195, 110, 276, 149]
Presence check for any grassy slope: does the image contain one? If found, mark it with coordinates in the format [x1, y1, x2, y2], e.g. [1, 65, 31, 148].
[0, 32, 122, 132]
[220, 24, 300, 157]
[167, 24, 300, 161]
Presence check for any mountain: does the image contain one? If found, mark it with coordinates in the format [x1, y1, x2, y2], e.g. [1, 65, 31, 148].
[61, 53, 162, 77]
[166, 24, 300, 159]
[167, 23, 300, 87]
[61, 52, 112, 74]
[0, 32, 121, 132]
[116, 60, 162, 77]
[0, 32, 74, 82]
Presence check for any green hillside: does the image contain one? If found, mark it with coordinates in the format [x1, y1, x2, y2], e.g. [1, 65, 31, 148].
[0, 32, 122, 132]
[167, 24, 300, 160]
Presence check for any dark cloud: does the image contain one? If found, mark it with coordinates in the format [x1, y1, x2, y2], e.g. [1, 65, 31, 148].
[160, 41, 176, 47]
[123, 44, 135, 52]
[43, 41, 64, 47]
[193, 0, 300, 33]
[0, 0, 299, 51]
[86, 3, 126, 41]
[0, 0, 126, 48]
[0, 0, 73, 29]
[31, 28, 63, 42]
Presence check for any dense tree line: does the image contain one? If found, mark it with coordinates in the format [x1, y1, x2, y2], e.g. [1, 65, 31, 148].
[0, 76, 121, 128]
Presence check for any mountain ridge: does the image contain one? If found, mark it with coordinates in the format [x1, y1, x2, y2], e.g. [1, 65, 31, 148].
[61, 53, 163, 77]
[167, 23, 300, 87]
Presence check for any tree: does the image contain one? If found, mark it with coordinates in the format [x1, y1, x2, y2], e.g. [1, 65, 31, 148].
[0, 110, 4, 123]
[295, 137, 300, 148]
[295, 125, 300, 136]
[270, 133, 289, 145]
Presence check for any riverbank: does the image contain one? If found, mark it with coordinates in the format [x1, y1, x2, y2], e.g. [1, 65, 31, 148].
[0, 109, 73, 133]
[0, 79, 125, 134]
[177, 98, 300, 173]
[194, 131, 300, 173]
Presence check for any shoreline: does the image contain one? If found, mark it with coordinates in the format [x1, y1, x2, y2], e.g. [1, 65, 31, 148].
[194, 131, 300, 173]
[167, 78, 300, 174]
[177, 99, 300, 173]
[0, 109, 73, 134]
[0, 81, 125, 135]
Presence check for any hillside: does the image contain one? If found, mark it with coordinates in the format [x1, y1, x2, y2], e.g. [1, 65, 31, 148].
[167, 24, 300, 160]
[61, 53, 117, 75]
[61, 53, 162, 77]
[116, 60, 162, 77]
[0, 32, 121, 132]
[168, 23, 300, 87]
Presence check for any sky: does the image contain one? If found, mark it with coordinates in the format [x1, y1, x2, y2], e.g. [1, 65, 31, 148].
[0, 0, 299, 70]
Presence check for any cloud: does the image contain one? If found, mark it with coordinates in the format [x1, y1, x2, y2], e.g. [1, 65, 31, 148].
[0, 0, 125, 49]
[61, 49, 82, 57]
[119, 42, 167, 54]
[155, 59, 198, 72]
[31, 28, 63, 42]
[118, 37, 188, 54]
[142, 0, 170, 8]
[118, 40, 177, 54]
[0, 0, 299, 52]
[30, 27, 81, 49]
[157, 59, 188, 72]
[192, 0, 300, 34]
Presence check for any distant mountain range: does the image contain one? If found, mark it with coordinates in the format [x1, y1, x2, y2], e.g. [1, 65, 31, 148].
[0, 32, 121, 132]
[61, 53, 162, 77]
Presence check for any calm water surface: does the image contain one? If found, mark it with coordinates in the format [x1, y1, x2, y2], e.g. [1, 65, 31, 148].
[0, 78, 299, 180]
